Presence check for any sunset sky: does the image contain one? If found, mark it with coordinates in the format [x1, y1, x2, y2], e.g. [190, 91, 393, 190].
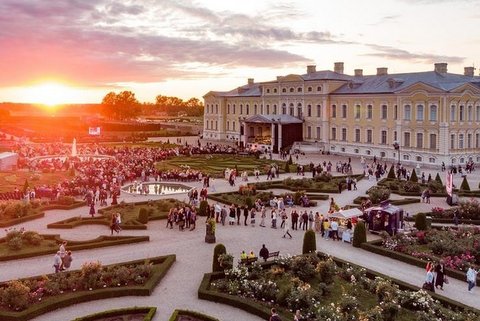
[0, 0, 479, 104]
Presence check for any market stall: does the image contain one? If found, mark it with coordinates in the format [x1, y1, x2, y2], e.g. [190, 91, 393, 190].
[330, 208, 363, 242]
[365, 203, 404, 235]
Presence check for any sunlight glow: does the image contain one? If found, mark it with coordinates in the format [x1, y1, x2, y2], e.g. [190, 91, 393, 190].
[23, 82, 84, 107]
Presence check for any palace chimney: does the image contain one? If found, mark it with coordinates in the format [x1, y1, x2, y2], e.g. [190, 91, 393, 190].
[434, 63, 448, 74]
[248, 78, 254, 85]
[307, 65, 316, 74]
[334, 62, 344, 74]
[376, 67, 388, 76]
[354, 69, 363, 77]
[464, 67, 475, 77]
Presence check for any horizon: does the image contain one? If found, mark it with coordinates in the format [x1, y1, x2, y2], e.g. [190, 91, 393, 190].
[0, 0, 479, 105]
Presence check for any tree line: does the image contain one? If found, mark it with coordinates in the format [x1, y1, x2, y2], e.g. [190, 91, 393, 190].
[101, 91, 204, 120]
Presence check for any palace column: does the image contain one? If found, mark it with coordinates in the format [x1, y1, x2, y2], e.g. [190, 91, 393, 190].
[278, 123, 283, 152]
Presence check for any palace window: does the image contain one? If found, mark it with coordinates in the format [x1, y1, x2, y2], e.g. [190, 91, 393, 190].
[450, 134, 455, 149]
[307, 126, 312, 139]
[226, 121, 229, 131]
[394, 131, 397, 141]
[459, 105, 465, 121]
[381, 130, 387, 145]
[316, 105, 321, 117]
[253, 104, 257, 114]
[394, 105, 398, 120]
[316, 126, 321, 139]
[450, 105, 456, 121]
[416, 105, 424, 121]
[331, 127, 337, 140]
[429, 105, 437, 121]
[476, 106, 480, 121]
[366, 129, 373, 143]
[282, 88, 286, 93]
[416, 133, 423, 148]
[355, 105, 360, 119]
[468, 106, 473, 121]
[404, 105, 411, 120]
[215, 104, 218, 114]
[381, 105, 388, 119]
[246, 104, 249, 115]
[266, 88, 270, 93]
[317, 86, 322, 92]
[298, 87, 302, 92]
[331, 105, 337, 118]
[476, 133, 480, 148]
[355, 129, 360, 142]
[308, 87, 312, 92]
[273, 104, 277, 114]
[266, 104, 270, 114]
[307, 105, 312, 117]
[282, 104, 286, 114]
[232, 121, 236, 131]
[404, 132, 411, 147]
[367, 105, 373, 119]
[289, 87, 294, 93]
[227, 104, 230, 114]
[289, 103, 294, 116]
[459, 134, 464, 149]
[468, 133, 472, 148]
[233, 104, 236, 114]
[341, 128, 347, 141]
[240, 104, 243, 115]
[430, 133, 437, 150]
[342, 104, 347, 118]
[273, 88, 277, 93]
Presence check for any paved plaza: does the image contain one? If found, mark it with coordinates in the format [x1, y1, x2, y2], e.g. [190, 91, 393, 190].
[0, 153, 479, 321]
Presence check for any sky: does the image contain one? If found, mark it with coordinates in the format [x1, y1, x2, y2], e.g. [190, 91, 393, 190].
[0, 0, 479, 104]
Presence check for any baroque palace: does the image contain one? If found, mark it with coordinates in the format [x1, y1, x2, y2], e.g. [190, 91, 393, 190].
[203, 62, 480, 167]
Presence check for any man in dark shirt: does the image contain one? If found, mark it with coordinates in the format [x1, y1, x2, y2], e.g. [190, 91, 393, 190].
[259, 244, 269, 262]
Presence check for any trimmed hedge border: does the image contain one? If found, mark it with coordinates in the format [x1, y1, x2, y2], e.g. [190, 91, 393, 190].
[207, 191, 329, 207]
[0, 201, 85, 228]
[198, 252, 479, 319]
[168, 309, 220, 321]
[0, 234, 150, 262]
[361, 239, 480, 285]
[352, 196, 420, 206]
[0, 254, 175, 321]
[72, 307, 157, 321]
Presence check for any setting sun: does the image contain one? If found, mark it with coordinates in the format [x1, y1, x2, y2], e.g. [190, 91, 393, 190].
[23, 82, 84, 106]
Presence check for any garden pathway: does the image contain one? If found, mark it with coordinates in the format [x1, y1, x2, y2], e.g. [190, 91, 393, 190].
[1, 153, 479, 321]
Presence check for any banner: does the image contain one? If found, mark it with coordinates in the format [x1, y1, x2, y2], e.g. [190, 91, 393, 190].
[446, 171, 453, 197]
[88, 127, 101, 136]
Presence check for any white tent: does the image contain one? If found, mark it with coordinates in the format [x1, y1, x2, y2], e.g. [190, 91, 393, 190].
[330, 208, 363, 220]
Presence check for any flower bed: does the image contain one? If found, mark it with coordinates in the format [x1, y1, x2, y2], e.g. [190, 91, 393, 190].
[168, 309, 220, 321]
[72, 307, 157, 321]
[47, 198, 187, 229]
[362, 227, 480, 283]
[0, 230, 149, 261]
[0, 255, 175, 321]
[0, 201, 44, 228]
[199, 253, 479, 321]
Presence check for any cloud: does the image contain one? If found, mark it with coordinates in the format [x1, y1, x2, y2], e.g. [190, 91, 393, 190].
[363, 44, 465, 64]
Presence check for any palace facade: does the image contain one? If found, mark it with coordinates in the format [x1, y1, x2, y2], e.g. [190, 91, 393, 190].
[203, 62, 480, 167]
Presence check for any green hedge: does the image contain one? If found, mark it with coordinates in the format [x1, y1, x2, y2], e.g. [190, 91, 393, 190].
[0, 255, 175, 321]
[168, 309, 220, 321]
[361, 240, 480, 285]
[208, 191, 328, 207]
[0, 234, 149, 262]
[72, 307, 157, 321]
[0, 212, 45, 228]
[40, 201, 86, 211]
[352, 196, 420, 206]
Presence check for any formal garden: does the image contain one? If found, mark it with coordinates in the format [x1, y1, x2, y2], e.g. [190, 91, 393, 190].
[47, 198, 188, 229]
[200, 251, 480, 321]
[0, 228, 148, 261]
[0, 172, 74, 193]
[155, 154, 286, 178]
[0, 255, 175, 321]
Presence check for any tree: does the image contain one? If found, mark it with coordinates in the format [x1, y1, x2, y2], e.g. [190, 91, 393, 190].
[387, 165, 396, 179]
[212, 244, 227, 272]
[415, 213, 427, 231]
[101, 91, 140, 120]
[410, 170, 418, 183]
[460, 176, 471, 191]
[434, 173, 443, 185]
[302, 229, 316, 254]
[352, 221, 367, 248]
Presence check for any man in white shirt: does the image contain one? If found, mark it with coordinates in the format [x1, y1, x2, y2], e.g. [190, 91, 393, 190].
[330, 219, 339, 241]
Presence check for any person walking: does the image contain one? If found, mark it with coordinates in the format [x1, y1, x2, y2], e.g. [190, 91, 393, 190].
[62, 251, 73, 270]
[53, 251, 62, 273]
[260, 206, 266, 227]
[424, 265, 435, 292]
[269, 308, 282, 321]
[282, 219, 292, 238]
[89, 202, 96, 218]
[435, 261, 446, 290]
[467, 265, 478, 292]
[250, 207, 256, 227]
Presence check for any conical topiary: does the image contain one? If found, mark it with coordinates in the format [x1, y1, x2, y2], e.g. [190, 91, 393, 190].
[387, 165, 396, 179]
[460, 176, 471, 191]
[410, 169, 418, 183]
[302, 229, 316, 254]
[212, 243, 226, 272]
[415, 213, 427, 231]
[284, 162, 290, 173]
[198, 200, 209, 216]
[435, 173, 443, 185]
[138, 208, 149, 224]
[352, 221, 367, 248]
[23, 179, 29, 194]
[288, 155, 293, 165]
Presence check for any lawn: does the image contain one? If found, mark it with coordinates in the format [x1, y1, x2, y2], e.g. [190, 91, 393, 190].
[0, 170, 73, 193]
[155, 154, 286, 178]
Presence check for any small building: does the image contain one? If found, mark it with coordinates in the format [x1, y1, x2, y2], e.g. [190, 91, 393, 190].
[365, 203, 404, 235]
[0, 152, 18, 171]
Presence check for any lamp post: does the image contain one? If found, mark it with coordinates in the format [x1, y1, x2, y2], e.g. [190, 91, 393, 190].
[393, 142, 400, 166]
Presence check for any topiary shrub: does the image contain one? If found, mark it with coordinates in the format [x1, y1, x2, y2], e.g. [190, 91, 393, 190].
[387, 165, 396, 179]
[410, 170, 418, 182]
[352, 221, 367, 248]
[198, 200, 209, 216]
[435, 173, 443, 185]
[415, 213, 427, 231]
[288, 155, 293, 165]
[0, 280, 31, 311]
[212, 243, 226, 272]
[245, 197, 253, 209]
[367, 186, 391, 204]
[302, 229, 316, 254]
[460, 176, 471, 191]
[138, 208, 149, 224]
[284, 162, 290, 173]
